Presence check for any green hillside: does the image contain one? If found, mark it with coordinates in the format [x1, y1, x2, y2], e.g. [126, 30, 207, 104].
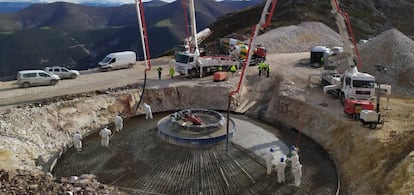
[0, 28, 88, 80]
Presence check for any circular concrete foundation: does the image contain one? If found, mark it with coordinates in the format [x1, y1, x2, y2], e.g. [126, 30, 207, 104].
[52, 113, 338, 194]
[157, 109, 236, 147]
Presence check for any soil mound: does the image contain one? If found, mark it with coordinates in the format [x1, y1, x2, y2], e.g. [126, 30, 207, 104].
[256, 22, 342, 53]
[358, 28, 414, 96]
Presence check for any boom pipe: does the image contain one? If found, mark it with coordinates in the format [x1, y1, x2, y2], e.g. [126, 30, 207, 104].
[135, 0, 152, 72]
[332, 0, 362, 68]
[134, 0, 152, 114]
[226, 0, 278, 152]
[262, 0, 277, 29]
[182, 0, 191, 52]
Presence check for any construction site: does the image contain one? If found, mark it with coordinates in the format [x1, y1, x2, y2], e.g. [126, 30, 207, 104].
[0, 0, 413, 194]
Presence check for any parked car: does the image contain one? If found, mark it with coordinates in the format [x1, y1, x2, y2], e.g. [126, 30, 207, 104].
[17, 70, 60, 88]
[44, 66, 80, 79]
[98, 51, 136, 71]
[331, 46, 344, 55]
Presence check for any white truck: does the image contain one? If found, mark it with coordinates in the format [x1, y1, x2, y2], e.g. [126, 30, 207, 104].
[98, 51, 136, 71]
[175, 0, 240, 78]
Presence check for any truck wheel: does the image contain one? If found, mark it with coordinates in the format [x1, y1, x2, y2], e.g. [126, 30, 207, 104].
[189, 69, 198, 78]
[340, 92, 345, 105]
[369, 123, 377, 129]
[321, 79, 329, 86]
[50, 80, 58, 85]
[22, 82, 30, 88]
[128, 63, 133, 68]
[352, 114, 360, 120]
[70, 74, 77, 79]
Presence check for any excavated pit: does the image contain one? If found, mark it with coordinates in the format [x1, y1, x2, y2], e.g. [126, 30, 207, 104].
[52, 113, 338, 194]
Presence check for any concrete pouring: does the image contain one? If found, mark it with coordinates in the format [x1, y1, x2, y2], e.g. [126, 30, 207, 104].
[52, 112, 338, 194]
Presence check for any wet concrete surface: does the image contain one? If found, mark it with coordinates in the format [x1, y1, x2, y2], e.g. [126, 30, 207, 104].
[53, 112, 338, 194]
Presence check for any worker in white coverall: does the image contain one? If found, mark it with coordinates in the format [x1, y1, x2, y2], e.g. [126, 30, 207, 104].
[292, 163, 302, 187]
[114, 114, 123, 132]
[73, 131, 82, 152]
[276, 157, 286, 183]
[144, 103, 153, 119]
[266, 148, 276, 175]
[99, 127, 112, 147]
[289, 149, 300, 172]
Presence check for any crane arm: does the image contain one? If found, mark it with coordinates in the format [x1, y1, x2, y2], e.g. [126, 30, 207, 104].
[226, 0, 278, 152]
[330, 0, 362, 71]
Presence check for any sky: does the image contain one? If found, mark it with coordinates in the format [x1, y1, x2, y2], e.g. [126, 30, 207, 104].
[0, 0, 176, 3]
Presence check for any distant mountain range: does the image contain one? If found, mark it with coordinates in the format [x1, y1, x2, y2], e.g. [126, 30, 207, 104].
[0, 0, 262, 13]
[0, 0, 262, 80]
[0, 1, 166, 13]
[0, 0, 412, 81]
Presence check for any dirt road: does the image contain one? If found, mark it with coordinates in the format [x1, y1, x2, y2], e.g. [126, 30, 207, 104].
[0, 53, 314, 106]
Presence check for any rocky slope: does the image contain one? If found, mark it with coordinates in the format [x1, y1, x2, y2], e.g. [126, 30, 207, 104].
[0, 169, 121, 194]
[243, 72, 414, 194]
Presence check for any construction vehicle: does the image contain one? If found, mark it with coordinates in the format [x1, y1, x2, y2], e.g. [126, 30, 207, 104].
[360, 65, 391, 129]
[175, 0, 240, 78]
[219, 37, 267, 65]
[309, 0, 389, 119]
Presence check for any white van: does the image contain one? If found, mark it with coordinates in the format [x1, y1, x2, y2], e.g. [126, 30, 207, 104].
[98, 51, 136, 71]
[17, 70, 60, 88]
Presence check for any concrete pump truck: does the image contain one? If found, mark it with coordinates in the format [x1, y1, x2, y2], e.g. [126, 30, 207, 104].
[175, 0, 240, 78]
[311, 0, 392, 120]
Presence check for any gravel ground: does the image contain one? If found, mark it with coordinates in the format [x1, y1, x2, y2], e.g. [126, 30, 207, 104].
[256, 22, 343, 53]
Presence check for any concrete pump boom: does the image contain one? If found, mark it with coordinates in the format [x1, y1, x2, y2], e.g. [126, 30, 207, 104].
[330, 0, 360, 72]
[226, 0, 278, 152]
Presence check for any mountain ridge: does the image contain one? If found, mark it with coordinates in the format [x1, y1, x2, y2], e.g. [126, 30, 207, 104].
[0, 0, 412, 80]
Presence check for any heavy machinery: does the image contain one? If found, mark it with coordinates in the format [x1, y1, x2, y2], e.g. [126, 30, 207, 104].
[175, 0, 240, 78]
[226, 0, 277, 151]
[219, 37, 267, 65]
[310, 0, 386, 119]
[360, 65, 391, 129]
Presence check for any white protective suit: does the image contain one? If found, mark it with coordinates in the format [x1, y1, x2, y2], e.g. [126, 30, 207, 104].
[144, 103, 153, 119]
[114, 115, 123, 132]
[276, 158, 286, 183]
[289, 150, 300, 171]
[266, 148, 276, 175]
[73, 132, 82, 152]
[293, 163, 302, 187]
[99, 127, 112, 147]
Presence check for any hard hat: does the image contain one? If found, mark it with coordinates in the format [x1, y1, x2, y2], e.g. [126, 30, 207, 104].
[291, 145, 296, 151]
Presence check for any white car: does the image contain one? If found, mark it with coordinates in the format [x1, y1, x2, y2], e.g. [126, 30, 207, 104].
[17, 70, 60, 88]
[44, 66, 80, 79]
